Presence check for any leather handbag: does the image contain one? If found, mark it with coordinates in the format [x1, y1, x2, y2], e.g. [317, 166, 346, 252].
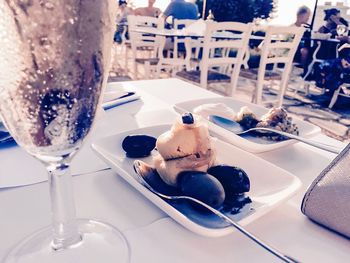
[301, 143, 350, 238]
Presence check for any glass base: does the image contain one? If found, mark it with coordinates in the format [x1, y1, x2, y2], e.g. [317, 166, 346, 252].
[3, 219, 130, 263]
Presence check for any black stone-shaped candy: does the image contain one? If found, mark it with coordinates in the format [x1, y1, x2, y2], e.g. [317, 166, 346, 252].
[122, 134, 157, 158]
[178, 171, 225, 209]
[207, 165, 250, 198]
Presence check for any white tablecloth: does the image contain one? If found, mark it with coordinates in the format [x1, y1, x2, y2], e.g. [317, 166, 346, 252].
[0, 79, 348, 262]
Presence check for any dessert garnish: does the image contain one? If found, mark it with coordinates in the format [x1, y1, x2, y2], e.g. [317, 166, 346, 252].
[122, 134, 157, 158]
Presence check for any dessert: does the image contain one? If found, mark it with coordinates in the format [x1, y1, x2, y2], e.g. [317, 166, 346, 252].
[154, 113, 216, 186]
[124, 113, 252, 212]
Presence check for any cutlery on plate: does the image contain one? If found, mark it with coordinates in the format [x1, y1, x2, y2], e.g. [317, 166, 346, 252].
[102, 92, 139, 110]
[0, 131, 13, 144]
[209, 115, 342, 154]
[133, 160, 299, 263]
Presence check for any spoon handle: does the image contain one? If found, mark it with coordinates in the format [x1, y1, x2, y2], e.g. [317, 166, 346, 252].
[248, 128, 342, 154]
[185, 197, 298, 263]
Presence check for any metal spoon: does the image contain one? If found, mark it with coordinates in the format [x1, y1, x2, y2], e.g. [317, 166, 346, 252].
[133, 160, 298, 263]
[209, 115, 342, 154]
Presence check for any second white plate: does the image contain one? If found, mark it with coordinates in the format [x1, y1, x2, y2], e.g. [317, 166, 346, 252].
[174, 97, 321, 153]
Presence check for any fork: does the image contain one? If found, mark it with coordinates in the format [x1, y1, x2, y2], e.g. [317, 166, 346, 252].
[133, 160, 299, 263]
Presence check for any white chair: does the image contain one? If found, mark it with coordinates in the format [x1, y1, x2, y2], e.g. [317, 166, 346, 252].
[173, 19, 196, 59]
[127, 15, 164, 79]
[173, 19, 203, 69]
[154, 36, 193, 78]
[329, 84, 350, 108]
[176, 21, 253, 96]
[303, 33, 338, 81]
[153, 19, 200, 77]
[239, 26, 305, 107]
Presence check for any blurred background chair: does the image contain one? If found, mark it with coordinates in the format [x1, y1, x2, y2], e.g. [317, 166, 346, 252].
[176, 21, 253, 96]
[239, 26, 305, 107]
[127, 15, 164, 79]
[329, 84, 350, 108]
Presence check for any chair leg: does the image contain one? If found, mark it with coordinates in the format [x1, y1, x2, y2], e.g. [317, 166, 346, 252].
[255, 80, 264, 104]
[329, 88, 340, 108]
[133, 60, 138, 79]
[303, 61, 315, 81]
[124, 46, 129, 70]
[144, 61, 151, 80]
[155, 64, 162, 79]
[200, 68, 208, 89]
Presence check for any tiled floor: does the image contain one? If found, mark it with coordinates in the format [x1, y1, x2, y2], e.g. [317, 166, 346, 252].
[109, 45, 350, 142]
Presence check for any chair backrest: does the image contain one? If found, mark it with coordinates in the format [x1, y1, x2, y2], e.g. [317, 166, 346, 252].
[173, 19, 196, 30]
[171, 19, 201, 62]
[200, 21, 253, 95]
[200, 21, 252, 78]
[258, 26, 305, 106]
[201, 21, 253, 69]
[259, 26, 305, 68]
[127, 15, 164, 57]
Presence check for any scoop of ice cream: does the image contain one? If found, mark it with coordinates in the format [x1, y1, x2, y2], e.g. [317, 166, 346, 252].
[154, 148, 216, 186]
[156, 114, 212, 160]
[193, 103, 236, 120]
[154, 113, 217, 186]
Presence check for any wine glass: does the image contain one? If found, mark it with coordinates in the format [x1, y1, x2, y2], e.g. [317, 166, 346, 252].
[337, 24, 348, 36]
[0, 1, 129, 262]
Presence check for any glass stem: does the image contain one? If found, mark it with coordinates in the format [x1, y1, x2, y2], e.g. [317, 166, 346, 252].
[47, 162, 82, 250]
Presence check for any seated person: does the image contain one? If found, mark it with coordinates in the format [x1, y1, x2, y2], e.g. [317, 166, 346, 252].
[162, 0, 198, 52]
[317, 8, 349, 59]
[293, 6, 312, 73]
[134, 0, 161, 18]
[314, 57, 350, 98]
[319, 8, 348, 37]
[114, 0, 133, 43]
[164, 0, 199, 22]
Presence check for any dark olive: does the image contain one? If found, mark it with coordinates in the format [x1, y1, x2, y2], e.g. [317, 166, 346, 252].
[207, 165, 250, 197]
[122, 134, 157, 158]
[178, 171, 225, 209]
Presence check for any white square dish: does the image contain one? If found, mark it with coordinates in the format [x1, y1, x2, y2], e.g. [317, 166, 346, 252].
[174, 97, 321, 153]
[92, 124, 301, 237]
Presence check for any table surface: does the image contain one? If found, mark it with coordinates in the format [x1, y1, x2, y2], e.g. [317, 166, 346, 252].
[0, 78, 349, 262]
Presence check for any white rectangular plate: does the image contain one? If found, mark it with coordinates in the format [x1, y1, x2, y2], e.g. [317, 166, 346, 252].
[174, 98, 321, 153]
[92, 124, 301, 237]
